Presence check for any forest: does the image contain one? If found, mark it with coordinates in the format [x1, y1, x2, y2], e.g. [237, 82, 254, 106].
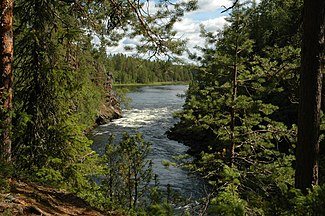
[0, 0, 325, 215]
[106, 54, 192, 84]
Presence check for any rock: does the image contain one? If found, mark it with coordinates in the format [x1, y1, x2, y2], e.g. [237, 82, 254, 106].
[95, 85, 123, 126]
[96, 104, 122, 125]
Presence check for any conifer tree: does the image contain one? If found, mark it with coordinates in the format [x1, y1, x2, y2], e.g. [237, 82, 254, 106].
[295, 0, 325, 192]
[101, 133, 153, 210]
[169, 1, 300, 213]
[2, 0, 197, 190]
[0, 0, 14, 163]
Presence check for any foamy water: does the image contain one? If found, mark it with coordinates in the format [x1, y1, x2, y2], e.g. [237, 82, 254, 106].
[91, 85, 207, 201]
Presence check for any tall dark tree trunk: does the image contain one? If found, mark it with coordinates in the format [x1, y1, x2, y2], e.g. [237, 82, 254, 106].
[295, 0, 325, 191]
[229, 39, 238, 165]
[0, 0, 13, 163]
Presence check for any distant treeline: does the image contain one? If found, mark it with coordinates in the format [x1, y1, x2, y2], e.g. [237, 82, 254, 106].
[105, 54, 193, 84]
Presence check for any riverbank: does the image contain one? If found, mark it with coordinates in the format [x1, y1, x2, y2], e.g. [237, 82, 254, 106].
[0, 179, 123, 216]
[91, 85, 206, 200]
[113, 81, 190, 88]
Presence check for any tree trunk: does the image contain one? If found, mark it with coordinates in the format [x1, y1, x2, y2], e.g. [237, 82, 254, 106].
[0, 0, 14, 163]
[295, 0, 325, 192]
[229, 41, 238, 165]
[229, 9, 240, 165]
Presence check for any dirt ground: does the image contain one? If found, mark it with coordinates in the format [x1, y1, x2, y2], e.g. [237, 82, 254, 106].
[0, 179, 122, 216]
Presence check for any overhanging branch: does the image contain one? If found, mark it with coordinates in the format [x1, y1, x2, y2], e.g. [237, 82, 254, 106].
[221, 0, 239, 13]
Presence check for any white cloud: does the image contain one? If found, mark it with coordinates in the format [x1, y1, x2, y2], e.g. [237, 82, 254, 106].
[105, 0, 233, 61]
[201, 16, 228, 32]
[173, 18, 198, 34]
[122, 38, 139, 46]
[106, 0, 265, 61]
[171, 0, 232, 58]
[144, 0, 159, 15]
[173, 15, 228, 54]
[197, 0, 232, 13]
[107, 42, 127, 55]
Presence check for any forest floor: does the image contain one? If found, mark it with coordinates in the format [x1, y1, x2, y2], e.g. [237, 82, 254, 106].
[0, 179, 123, 216]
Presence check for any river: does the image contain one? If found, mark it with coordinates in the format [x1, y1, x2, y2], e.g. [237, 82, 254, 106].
[91, 85, 206, 200]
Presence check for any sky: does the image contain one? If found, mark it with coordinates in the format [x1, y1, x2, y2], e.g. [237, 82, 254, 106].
[106, 0, 259, 61]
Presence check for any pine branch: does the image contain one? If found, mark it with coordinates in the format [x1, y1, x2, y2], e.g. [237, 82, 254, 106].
[221, 0, 239, 13]
[60, 0, 77, 4]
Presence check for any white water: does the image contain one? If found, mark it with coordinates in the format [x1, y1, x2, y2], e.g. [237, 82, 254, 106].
[91, 85, 207, 199]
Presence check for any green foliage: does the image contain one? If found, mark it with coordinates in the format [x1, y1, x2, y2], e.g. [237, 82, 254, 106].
[11, 0, 196, 184]
[2, 0, 315, 215]
[288, 185, 325, 216]
[248, 0, 303, 50]
[0, 160, 13, 192]
[146, 202, 174, 216]
[35, 166, 64, 186]
[83, 0, 197, 57]
[107, 54, 193, 85]
[9, 1, 107, 197]
[96, 133, 197, 215]
[0, 0, 200, 215]
[168, 1, 302, 215]
[114, 87, 132, 109]
[100, 133, 153, 211]
[209, 166, 247, 216]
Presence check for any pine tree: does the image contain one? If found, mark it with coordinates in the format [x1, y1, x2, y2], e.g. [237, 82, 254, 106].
[169, 2, 299, 214]
[11, 1, 104, 190]
[3, 0, 197, 192]
[0, 0, 14, 163]
[295, 0, 325, 192]
[101, 133, 153, 210]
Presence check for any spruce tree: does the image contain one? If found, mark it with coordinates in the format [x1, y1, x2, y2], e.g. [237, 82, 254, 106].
[11, 1, 104, 190]
[5, 0, 197, 191]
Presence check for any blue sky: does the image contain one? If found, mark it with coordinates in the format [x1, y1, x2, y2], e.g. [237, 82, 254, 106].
[107, 0, 259, 61]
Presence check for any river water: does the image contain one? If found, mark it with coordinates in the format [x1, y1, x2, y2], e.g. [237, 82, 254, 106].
[91, 85, 206, 200]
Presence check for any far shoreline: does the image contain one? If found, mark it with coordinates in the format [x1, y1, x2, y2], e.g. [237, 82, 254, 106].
[113, 81, 190, 88]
